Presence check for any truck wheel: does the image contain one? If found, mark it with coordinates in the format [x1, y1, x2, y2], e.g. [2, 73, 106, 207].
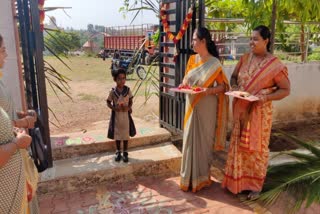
[136, 66, 147, 80]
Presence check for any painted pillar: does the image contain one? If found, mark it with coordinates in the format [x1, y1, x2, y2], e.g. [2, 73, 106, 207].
[0, 0, 25, 110]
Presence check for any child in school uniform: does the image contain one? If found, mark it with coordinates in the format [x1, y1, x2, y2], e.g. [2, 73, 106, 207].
[106, 69, 136, 162]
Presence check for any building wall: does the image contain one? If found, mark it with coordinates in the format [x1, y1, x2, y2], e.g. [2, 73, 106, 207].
[223, 62, 320, 123]
[0, 0, 23, 110]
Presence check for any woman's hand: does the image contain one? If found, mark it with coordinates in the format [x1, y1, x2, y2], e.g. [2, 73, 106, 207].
[179, 78, 189, 88]
[15, 131, 32, 149]
[25, 116, 36, 128]
[255, 94, 268, 105]
[230, 84, 239, 91]
[27, 110, 37, 121]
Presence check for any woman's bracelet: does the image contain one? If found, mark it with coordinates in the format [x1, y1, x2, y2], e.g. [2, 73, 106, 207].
[25, 118, 30, 128]
[12, 138, 19, 150]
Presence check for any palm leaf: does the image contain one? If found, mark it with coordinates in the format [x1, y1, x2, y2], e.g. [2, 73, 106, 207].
[44, 7, 72, 12]
[44, 44, 72, 70]
[251, 131, 320, 213]
[277, 130, 320, 157]
[48, 106, 61, 127]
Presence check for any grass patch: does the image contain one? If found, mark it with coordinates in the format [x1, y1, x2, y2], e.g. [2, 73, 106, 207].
[44, 55, 113, 82]
[77, 93, 100, 101]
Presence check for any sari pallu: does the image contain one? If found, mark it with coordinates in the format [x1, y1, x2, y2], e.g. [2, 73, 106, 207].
[0, 108, 27, 214]
[0, 78, 38, 213]
[222, 54, 289, 194]
[180, 55, 229, 192]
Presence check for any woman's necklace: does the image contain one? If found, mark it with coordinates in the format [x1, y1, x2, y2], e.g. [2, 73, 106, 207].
[198, 53, 211, 62]
[247, 53, 267, 75]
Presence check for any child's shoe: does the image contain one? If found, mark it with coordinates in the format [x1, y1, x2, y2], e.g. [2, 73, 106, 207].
[123, 152, 129, 163]
[115, 151, 122, 162]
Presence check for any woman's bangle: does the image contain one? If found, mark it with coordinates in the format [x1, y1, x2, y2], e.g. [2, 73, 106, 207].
[25, 118, 30, 128]
[12, 138, 19, 150]
[231, 84, 238, 90]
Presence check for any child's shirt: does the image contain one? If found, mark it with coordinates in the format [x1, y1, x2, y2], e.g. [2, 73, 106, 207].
[107, 86, 133, 108]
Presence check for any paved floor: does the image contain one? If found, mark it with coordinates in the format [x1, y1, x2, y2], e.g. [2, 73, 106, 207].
[39, 176, 257, 214]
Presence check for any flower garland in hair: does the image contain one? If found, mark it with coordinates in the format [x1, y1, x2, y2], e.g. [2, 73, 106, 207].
[160, 3, 193, 44]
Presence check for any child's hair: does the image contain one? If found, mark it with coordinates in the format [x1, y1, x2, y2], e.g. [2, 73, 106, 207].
[112, 68, 127, 81]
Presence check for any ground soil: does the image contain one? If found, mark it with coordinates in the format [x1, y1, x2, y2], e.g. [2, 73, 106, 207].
[269, 118, 320, 151]
[47, 57, 159, 135]
[47, 57, 320, 151]
[49, 76, 320, 151]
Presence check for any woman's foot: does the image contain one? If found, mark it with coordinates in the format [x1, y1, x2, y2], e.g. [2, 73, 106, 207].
[247, 191, 260, 200]
[123, 152, 129, 163]
[115, 151, 122, 162]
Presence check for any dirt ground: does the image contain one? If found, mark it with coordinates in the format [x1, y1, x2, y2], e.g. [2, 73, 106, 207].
[47, 56, 320, 150]
[46, 56, 159, 135]
[48, 80, 159, 135]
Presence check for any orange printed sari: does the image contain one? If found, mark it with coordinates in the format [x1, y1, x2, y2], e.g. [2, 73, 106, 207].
[222, 53, 289, 194]
[180, 54, 229, 192]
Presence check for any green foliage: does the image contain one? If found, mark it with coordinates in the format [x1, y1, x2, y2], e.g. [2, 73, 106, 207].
[308, 47, 320, 61]
[44, 30, 81, 56]
[252, 131, 320, 213]
[151, 29, 160, 45]
[206, 0, 248, 31]
[120, 0, 160, 24]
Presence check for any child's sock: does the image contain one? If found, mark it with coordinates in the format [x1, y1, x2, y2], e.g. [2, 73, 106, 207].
[116, 140, 121, 151]
[123, 140, 128, 151]
[123, 140, 129, 163]
[115, 140, 122, 162]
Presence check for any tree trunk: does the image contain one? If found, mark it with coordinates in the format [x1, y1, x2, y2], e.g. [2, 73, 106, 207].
[270, 0, 277, 54]
[300, 24, 306, 62]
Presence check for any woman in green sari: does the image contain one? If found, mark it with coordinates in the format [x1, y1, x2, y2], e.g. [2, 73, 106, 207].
[179, 27, 229, 192]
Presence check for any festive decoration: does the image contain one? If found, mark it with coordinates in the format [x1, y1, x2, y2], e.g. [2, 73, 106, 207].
[160, 3, 193, 61]
[38, 0, 45, 32]
[160, 3, 193, 44]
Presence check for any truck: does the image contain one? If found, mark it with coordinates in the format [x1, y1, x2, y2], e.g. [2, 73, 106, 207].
[102, 24, 159, 65]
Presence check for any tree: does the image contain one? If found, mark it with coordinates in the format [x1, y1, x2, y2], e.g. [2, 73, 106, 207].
[243, 0, 320, 61]
[205, 0, 248, 31]
[87, 24, 94, 33]
[44, 31, 81, 56]
[94, 25, 105, 33]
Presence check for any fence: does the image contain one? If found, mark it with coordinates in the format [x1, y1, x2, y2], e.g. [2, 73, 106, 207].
[105, 24, 157, 36]
[205, 18, 320, 63]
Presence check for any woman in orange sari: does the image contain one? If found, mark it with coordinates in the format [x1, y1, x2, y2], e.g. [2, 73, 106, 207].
[222, 25, 290, 199]
[179, 27, 229, 192]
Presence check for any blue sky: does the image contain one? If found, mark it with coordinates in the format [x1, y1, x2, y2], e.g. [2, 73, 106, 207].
[44, 0, 159, 30]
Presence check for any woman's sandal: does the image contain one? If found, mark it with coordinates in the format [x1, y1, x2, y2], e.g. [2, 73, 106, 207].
[247, 191, 260, 200]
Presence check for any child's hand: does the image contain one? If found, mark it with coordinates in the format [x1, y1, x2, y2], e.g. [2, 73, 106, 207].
[113, 106, 121, 112]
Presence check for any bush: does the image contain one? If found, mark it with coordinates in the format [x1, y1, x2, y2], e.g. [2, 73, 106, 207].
[308, 47, 320, 61]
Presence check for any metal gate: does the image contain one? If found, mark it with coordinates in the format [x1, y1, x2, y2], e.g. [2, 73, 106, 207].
[16, 0, 53, 167]
[159, 0, 204, 134]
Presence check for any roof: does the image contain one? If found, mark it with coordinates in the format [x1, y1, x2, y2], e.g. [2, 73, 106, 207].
[82, 40, 98, 48]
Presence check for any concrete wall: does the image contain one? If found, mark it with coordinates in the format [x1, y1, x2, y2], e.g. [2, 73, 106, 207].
[0, 0, 24, 110]
[223, 62, 320, 123]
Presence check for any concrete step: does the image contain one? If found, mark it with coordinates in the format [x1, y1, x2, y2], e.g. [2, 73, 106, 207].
[38, 142, 182, 195]
[51, 122, 172, 160]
